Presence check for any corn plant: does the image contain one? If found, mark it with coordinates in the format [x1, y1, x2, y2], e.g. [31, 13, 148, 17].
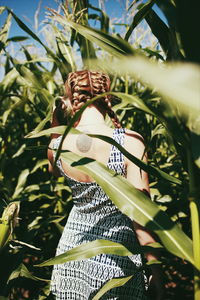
[0, 0, 199, 299]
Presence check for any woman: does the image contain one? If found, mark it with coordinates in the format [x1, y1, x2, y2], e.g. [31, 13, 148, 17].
[48, 70, 163, 300]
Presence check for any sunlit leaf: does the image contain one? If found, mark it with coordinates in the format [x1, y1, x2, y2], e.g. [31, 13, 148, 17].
[53, 25, 76, 72]
[12, 169, 29, 199]
[36, 239, 133, 267]
[110, 92, 156, 116]
[12, 144, 26, 158]
[6, 8, 68, 79]
[92, 275, 133, 300]
[94, 56, 200, 119]
[125, 0, 157, 41]
[2, 95, 27, 125]
[0, 11, 12, 52]
[11, 239, 41, 250]
[26, 125, 181, 185]
[59, 150, 194, 264]
[30, 159, 49, 174]
[0, 6, 6, 14]
[0, 68, 18, 94]
[87, 132, 181, 185]
[48, 10, 136, 57]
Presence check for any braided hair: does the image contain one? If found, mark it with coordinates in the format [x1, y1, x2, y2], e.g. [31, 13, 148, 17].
[65, 70, 121, 128]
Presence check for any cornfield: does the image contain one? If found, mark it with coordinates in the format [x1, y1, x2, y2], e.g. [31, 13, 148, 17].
[0, 1, 200, 299]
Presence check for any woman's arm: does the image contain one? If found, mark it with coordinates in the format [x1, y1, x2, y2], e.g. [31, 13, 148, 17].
[47, 98, 71, 177]
[125, 131, 164, 299]
[125, 131, 159, 256]
[47, 141, 61, 177]
[50, 107, 62, 139]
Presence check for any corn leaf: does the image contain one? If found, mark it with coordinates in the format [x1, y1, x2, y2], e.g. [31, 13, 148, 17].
[8, 263, 49, 283]
[59, 150, 194, 265]
[36, 239, 133, 267]
[25, 125, 181, 185]
[12, 169, 29, 199]
[48, 12, 136, 57]
[0, 11, 12, 52]
[125, 0, 157, 41]
[92, 275, 133, 300]
[95, 56, 200, 119]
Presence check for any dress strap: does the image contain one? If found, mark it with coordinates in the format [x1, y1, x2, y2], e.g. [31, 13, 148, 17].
[112, 128, 125, 146]
[52, 135, 62, 151]
[107, 128, 126, 177]
[52, 136, 67, 177]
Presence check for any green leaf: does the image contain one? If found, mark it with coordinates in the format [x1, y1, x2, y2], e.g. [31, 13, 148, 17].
[26, 124, 181, 185]
[146, 259, 162, 266]
[52, 24, 76, 71]
[2, 95, 27, 125]
[36, 239, 132, 267]
[11, 239, 41, 250]
[0, 11, 12, 52]
[27, 106, 52, 135]
[48, 12, 136, 57]
[0, 6, 6, 14]
[0, 68, 18, 94]
[7, 58, 52, 107]
[61, 3, 97, 65]
[22, 57, 54, 64]
[6, 8, 46, 49]
[88, 4, 110, 33]
[92, 275, 133, 300]
[87, 132, 181, 185]
[59, 151, 194, 265]
[12, 144, 26, 158]
[7, 55, 43, 89]
[7, 36, 29, 42]
[30, 159, 49, 174]
[110, 92, 156, 116]
[145, 9, 184, 60]
[25, 125, 67, 139]
[52, 96, 107, 165]
[96, 56, 200, 120]
[12, 169, 29, 199]
[8, 263, 49, 283]
[0, 222, 11, 249]
[125, 0, 157, 41]
[5, 8, 67, 79]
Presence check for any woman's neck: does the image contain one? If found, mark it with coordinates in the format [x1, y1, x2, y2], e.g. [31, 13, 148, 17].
[76, 106, 106, 128]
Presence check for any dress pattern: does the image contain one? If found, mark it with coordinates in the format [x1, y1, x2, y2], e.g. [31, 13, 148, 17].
[51, 128, 147, 300]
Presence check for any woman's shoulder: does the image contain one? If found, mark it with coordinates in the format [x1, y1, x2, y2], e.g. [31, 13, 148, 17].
[124, 129, 145, 145]
[124, 129, 146, 159]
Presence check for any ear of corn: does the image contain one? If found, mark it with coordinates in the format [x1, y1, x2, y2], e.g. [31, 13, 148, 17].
[0, 202, 20, 249]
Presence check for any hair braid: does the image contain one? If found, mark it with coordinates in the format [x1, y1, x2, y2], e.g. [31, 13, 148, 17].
[65, 70, 121, 128]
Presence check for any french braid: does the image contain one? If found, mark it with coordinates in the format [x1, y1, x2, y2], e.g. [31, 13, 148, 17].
[65, 70, 121, 128]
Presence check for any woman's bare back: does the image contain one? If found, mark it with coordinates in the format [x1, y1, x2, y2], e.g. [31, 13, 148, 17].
[48, 124, 145, 185]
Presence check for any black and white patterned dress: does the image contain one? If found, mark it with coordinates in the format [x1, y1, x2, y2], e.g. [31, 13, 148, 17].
[51, 128, 147, 300]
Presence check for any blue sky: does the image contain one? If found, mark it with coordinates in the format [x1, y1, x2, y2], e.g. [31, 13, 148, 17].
[0, 0, 64, 37]
[0, 0, 167, 80]
[0, 0, 167, 38]
[0, 0, 128, 37]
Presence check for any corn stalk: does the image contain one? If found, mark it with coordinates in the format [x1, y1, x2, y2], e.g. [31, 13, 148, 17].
[187, 151, 200, 300]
